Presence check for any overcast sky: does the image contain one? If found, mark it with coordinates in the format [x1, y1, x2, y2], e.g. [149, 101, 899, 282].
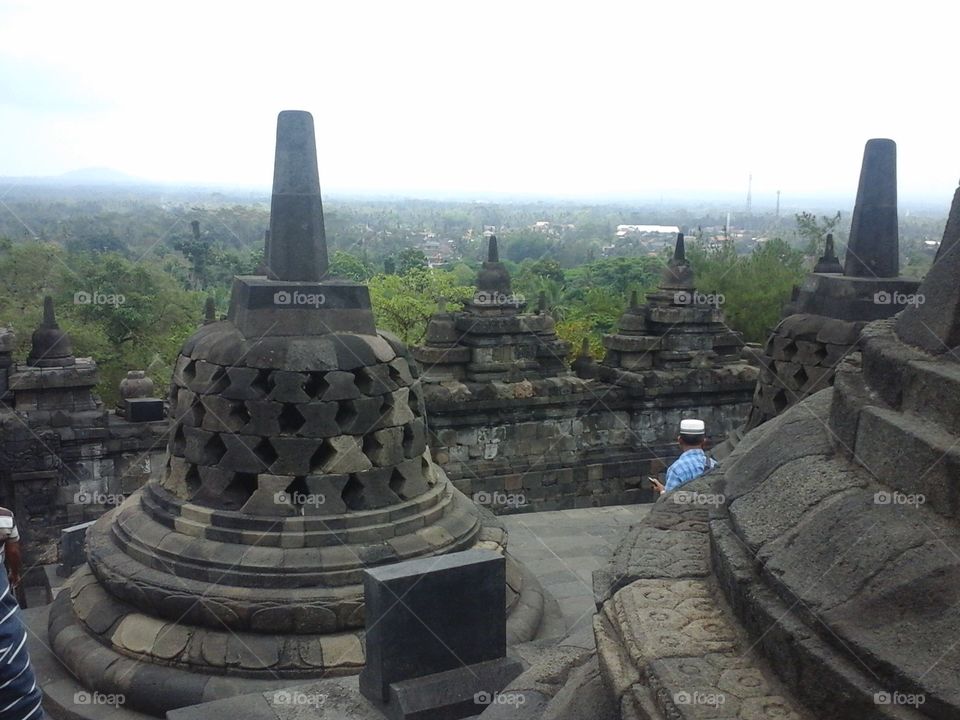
[0, 0, 957, 205]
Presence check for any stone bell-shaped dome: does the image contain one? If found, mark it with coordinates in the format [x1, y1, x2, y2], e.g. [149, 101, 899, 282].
[47, 111, 501, 716]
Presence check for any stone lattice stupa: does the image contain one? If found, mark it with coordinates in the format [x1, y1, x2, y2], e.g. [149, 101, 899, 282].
[44, 111, 544, 717]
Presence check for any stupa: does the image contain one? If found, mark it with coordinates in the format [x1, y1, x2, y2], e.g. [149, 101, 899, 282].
[45, 111, 543, 717]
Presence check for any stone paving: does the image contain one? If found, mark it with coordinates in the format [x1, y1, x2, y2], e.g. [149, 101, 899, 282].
[501, 504, 651, 640]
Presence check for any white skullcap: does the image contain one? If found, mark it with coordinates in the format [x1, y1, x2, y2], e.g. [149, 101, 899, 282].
[680, 419, 705, 435]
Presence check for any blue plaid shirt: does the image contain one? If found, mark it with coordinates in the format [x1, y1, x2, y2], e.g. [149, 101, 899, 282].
[665, 449, 717, 492]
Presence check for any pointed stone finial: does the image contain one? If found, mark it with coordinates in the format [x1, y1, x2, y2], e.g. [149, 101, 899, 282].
[629, 290, 639, 310]
[538, 291, 547, 314]
[571, 336, 597, 378]
[896, 180, 960, 352]
[844, 139, 899, 278]
[487, 235, 499, 263]
[474, 234, 513, 301]
[266, 110, 328, 282]
[42, 295, 58, 328]
[660, 231, 695, 290]
[203, 297, 217, 324]
[814, 233, 844, 273]
[29, 296, 74, 367]
[191, 220, 201, 241]
[674, 232, 686, 262]
[437, 297, 448, 313]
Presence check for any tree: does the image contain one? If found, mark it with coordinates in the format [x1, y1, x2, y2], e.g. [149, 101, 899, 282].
[795, 211, 842, 257]
[397, 248, 428, 275]
[367, 268, 473, 345]
[329, 250, 373, 282]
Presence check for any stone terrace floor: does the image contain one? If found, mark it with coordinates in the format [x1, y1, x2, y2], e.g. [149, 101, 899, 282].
[502, 503, 652, 641]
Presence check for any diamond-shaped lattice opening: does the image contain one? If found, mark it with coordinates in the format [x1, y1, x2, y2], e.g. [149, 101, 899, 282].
[793, 366, 809, 387]
[221, 472, 259, 511]
[402, 423, 418, 456]
[335, 400, 358, 430]
[278, 404, 306, 434]
[251, 369, 274, 398]
[184, 464, 201, 496]
[171, 424, 186, 456]
[772, 388, 789, 414]
[814, 345, 828, 364]
[407, 385, 423, 417]
[309, 441, 334, 474]
[781, 341, 798, 361]
[252, 438, 278, 469]
[202, 434, 228, 465]
[186, 398, 205, 427]
[206, 367, 229, 394]
[303, 372, 328, 399]
[387, 362, 405, 387]
[182, 359, 197, 384]
[284, 476, 308, 504]
[388, 469, 406, 498]
[341, 476, 365, 511]
[228, 401, 251, 428]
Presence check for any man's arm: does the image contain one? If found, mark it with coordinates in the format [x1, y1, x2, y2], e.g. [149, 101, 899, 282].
[5, 538, 22, 588]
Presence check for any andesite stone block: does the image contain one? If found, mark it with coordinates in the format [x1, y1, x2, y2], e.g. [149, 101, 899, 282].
[360, 549, 507, 703]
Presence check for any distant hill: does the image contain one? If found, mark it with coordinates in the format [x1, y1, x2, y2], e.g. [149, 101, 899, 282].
[56, 166, 141, 185]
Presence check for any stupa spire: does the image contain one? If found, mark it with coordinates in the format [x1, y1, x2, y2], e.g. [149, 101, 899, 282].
[265, 110, 329, 281]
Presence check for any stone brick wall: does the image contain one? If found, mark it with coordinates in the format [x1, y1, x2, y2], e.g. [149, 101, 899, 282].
[0, 360, 168, 559]
[424, 375, 753, 514]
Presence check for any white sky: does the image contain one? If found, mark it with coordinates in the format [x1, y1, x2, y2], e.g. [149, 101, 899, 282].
[0, 0, 957, 204]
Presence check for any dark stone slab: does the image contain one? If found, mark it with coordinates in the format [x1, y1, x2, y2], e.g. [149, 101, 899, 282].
[359, 549, 506, 703]
[59, 519, 96, 576]
[227, 277, 377, 337]
[385, 655, 523, 720]
[791, 273, 920, 321]
[844, 138, 899, 278]
[124, 397, 165, 422]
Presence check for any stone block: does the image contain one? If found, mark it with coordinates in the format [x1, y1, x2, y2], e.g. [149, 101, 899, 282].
[59, 520, 95, 577]
[359, 549, 507, 703]
[365, 426, 405, 467]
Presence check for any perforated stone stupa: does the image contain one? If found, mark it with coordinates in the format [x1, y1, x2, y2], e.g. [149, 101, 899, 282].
[747, 138, 923, 430]
[45, 111, 543, 717]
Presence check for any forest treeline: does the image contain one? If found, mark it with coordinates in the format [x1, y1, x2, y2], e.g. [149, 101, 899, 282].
[0, 188, 942, 403]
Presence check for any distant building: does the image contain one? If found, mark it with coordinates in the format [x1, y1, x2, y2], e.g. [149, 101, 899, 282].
[615, 224, 681, 238]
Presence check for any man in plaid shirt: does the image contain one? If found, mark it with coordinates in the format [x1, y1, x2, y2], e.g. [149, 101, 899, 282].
[650, 419, 718, 495]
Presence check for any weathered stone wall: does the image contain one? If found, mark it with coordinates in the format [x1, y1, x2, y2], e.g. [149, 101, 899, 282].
[0, 359, 167, 558]
[424, 375, 754, 514]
